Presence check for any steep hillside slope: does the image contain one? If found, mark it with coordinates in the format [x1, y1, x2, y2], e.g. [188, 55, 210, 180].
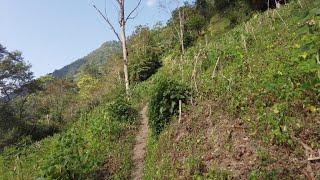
[0, 55, 139, 179]
[0, 99, 137, 179]
[52, 41, 121, 78]
[143, 1, 320, 179]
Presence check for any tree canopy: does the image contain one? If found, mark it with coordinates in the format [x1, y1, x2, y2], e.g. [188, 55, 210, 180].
[0, 44, 33, 102]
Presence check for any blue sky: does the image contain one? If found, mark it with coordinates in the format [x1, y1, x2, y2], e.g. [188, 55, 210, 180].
[0, 0, 185, 77]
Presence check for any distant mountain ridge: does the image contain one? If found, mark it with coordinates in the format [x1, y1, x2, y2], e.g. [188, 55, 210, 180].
[52, 41, 121, 78]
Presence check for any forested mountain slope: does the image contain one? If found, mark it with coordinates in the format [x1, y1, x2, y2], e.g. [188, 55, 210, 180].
[52, 41, 121, 78]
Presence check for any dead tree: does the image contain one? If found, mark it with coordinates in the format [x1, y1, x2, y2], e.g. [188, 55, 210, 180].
[178, 8, 185, 55]
[92, 0, 142, 97]
[160, 0, 185, 55]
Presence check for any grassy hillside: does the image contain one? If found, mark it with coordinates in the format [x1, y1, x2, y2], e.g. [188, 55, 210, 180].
[0, 99, 137, 179]
[0, 0, 319, 179]
[143, 1, 320, 179]
[0, 50, 142, 179]
[52, 41, 121, 78]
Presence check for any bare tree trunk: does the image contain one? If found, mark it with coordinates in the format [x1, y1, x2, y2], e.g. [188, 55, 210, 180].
[159, 0, 184, 54]
[119, 0, 130, 97]
[93, 0, 142, 98]
[120, 21, 130, 96]
[178, 9, 185, 55]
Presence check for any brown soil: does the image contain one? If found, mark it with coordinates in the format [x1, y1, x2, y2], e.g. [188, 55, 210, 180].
[153, 101, 319, 179]
[131, 105, 149, 180]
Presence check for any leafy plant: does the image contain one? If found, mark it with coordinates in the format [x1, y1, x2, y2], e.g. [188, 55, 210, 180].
[107, 96, 138, 123]
[148, 77, 190, 135]
[40, 129, 90, 179]
[130, 54, 162, 83]
[186, 156, 207, 176]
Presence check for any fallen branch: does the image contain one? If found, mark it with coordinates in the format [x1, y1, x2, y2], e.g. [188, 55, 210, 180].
[308, 156, 320, 162]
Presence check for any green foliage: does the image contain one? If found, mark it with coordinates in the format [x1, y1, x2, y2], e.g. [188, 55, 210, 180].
[185, 12, 206, 32]
[40, 129, 90, 179]
[170, 5, 208, 49]
[0, 98, 136, 179]
[0, 102, 15, 124]
[0, 44, 33, 101]
[0, 45, 60, 149]
[196, 0, 214, 19]
[186, 156, 207, 176]
[38, 102, 135, 179]
[204, 0, 247, 11]
[129, 26, 163, 83]
[107, 96, 138, 123]
[77, 74, 98, 100]
[130, 53, 162, 83]
[131, 80, 154, 106]
[144, 1, 320, 178]
[2, 1, 320, 179]
[149, 77, 190, 135]
[206, 168, 232, 180]
[52, 41, 121, 78]
[19, 121, 60, 143]
[249, 169, 282, 180]
[198, 1, 320, 147]
[81, 64, 102, 78]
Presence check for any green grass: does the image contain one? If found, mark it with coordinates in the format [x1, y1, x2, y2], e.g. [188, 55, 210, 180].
[0, 100, 137, 179]
[1, 1, 319, 179]
[144, 0, 320, 179]
[202, 1, 320, 146]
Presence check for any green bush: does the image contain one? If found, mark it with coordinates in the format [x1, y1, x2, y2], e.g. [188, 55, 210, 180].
[107, 96, 138, 123]
[148, 77, 190, 135]
[130, 54, 162, 83]
[24, 122, 59, 141]
[40, 107, 127, 179]
[40, 129, 90, 179]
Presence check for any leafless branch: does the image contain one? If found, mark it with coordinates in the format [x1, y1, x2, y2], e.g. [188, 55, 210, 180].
[104, 0, 107, 17]
[126, 0, 142, 22]
[159, 0, 174, 17]
[159, 0, 184, 52]
[158, 1, 181, 43]
[115, 0, 121, 5]
[92, 4, 121, 42]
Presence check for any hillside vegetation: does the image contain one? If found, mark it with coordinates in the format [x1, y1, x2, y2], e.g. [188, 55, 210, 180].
[143, 1, 320, 179]
[0, 0, 319, 179]
[0, 55, 140, 179]
[52, 41, 121, 78]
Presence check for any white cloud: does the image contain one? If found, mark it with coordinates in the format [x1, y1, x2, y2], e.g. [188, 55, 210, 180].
[147, 0, 157, 7]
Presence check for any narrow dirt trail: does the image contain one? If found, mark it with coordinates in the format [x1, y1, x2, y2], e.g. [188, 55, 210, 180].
[132, 105, 149, 180]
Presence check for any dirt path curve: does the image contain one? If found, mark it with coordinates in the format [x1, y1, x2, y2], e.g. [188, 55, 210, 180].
[132, 105, 149, 180]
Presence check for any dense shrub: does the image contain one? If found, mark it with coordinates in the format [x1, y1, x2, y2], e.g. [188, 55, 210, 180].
[40, 129, 90, 179]
[130, 54, 162, 83]
[24, 122, 59, 141]
[107, 96, 138, 123]
[40, 104, 131, 179]
[148, 77, 190, 135]
[0, 103, 15, 129]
